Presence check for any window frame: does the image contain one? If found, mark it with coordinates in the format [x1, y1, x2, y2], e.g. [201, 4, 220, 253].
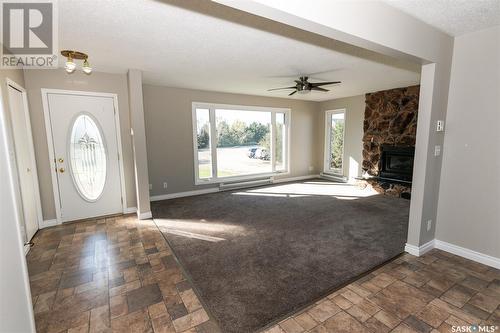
[192, 102, 291, 185]
[323, 108, 346, 176]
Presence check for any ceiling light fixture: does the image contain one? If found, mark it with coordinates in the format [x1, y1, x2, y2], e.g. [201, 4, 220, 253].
[61, 50, 92, 75]
[65, 55, 76, 73]
[82, 59, 92, 74]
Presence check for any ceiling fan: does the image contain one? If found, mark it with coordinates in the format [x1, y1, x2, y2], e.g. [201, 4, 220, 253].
[268, 76, 341, 96]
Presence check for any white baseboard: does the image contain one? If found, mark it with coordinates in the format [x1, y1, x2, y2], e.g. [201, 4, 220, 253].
[320, 172, 348, 182]
[273, 174, 320, 183]
[150, 175, 321, 202]
[137, 211, 152, 220]
[123, 207, 137, 214]
[41, 219, 59, 228]
[150, 188, 220, 202]
[434, 240, 500, 269]
[405, 239, 500, 269]
[405, 239, 434, 256]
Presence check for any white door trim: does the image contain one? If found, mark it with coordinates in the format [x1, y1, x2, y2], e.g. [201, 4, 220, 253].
[41, 89, 128, 223]
[5, 78, 44, 233]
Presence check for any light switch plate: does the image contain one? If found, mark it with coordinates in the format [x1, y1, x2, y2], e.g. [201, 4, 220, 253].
[436, 120, 444, 132]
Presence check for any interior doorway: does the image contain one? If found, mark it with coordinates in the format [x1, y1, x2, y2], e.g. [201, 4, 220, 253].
[6, 79, 42, 244]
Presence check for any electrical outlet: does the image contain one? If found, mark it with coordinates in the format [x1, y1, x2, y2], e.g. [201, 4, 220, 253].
[163, 182, 168, 189]
[427, 220, 432, 231]
[309, 166, 314, 172]
[149, 184, 152, 190]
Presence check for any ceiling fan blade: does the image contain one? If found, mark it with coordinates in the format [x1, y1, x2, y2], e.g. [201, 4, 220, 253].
[288, 90, 297, 96]
[268, 86, 297, 91]
[311, 87, 329, 92]
[310, 81, 341, 87]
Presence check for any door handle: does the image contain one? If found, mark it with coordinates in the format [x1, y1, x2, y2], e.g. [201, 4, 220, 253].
[59, 167, 65, 173]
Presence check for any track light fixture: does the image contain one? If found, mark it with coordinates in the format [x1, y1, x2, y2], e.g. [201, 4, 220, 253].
[61, 50, 92, 74]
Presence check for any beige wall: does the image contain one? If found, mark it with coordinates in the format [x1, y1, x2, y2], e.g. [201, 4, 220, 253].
[318, 95, 364, 180]
[142, 85, 320, 196]
[436, 26, 500, 258]
[23, 69, 136, 220]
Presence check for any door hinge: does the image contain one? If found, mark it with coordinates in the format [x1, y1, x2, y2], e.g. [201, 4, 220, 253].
[121, 197, 123, 204]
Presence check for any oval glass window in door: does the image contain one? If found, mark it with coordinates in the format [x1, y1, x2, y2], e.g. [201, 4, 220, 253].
[69, 114, 107, 201]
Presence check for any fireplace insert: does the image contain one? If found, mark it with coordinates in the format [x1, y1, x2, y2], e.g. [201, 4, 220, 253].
[379, 145, 415, 182]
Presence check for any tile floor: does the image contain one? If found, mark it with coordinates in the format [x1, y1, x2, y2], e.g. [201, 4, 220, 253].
[27, 214, 500, 333]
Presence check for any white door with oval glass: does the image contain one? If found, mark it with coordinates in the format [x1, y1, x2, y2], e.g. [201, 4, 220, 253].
[44, 92, 124, 222]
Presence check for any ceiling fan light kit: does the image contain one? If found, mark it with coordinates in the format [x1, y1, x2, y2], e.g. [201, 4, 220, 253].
[61, 50, 92, 74]
[268, 76, 341, 96]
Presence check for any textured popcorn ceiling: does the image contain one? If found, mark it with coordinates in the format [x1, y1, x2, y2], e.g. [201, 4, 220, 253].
[56, 0, 420, 101]
[385, 0, 500, 36]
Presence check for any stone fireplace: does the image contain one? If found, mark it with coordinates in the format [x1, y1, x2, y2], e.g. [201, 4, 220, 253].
[358, 85, 419, 199]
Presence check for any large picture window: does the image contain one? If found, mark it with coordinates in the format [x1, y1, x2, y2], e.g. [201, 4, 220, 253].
[324, 109, 345, 175]
[192, 103, 290, 184]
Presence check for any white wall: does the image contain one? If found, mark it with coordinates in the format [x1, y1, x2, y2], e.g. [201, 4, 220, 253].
[318, 95, 364, 180]
[436, 26, 500, 258]
[0, 70, 36, 332]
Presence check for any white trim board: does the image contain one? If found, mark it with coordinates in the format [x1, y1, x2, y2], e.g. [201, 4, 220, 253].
[5, 78, 44, 235]
[150, 174, 321, 202]
[150, 188, 220, 202]
[123, 207, 137, 214]
[405, 239, 500, 269]
[41, 219, 59, 228]
[138, 211, 152, 220]
[273, 174, 319, 183]
[434, 240, 500, 270]
[404, 240, 434, 257]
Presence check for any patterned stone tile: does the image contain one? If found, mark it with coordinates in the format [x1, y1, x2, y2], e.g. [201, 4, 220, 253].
[370, 280, 434, 319]
[468, 292, 500, 313]
[172, 308, 209, 332]
[166, 301, 189, 320]
[440, 284, 477, 307]
[293, 312, 318, 331]
[373, 310, 402, 329]
[279, 317, 304, 333]
[404, 315, 433, 333]
[195, 320, 221, 333]
[416, 303, 450, 328]
[363, 316, 391, 333]
[307, 300, 341, 322]
[322, 311, 367, 333]
[27, 215, 500, 333]
[331, 295, 353, 310]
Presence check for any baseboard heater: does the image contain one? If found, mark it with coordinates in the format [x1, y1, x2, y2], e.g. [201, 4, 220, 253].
[320, 172, 348, 183]
[219, 177, 273, 191]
